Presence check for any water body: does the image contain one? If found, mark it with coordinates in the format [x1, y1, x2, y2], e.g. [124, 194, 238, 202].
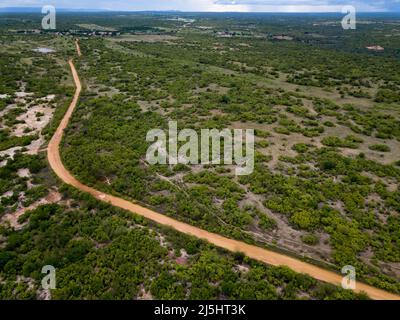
[34, 47, 55, 54]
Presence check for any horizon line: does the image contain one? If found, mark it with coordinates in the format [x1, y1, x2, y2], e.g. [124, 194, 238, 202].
[1, 7, 399, 14]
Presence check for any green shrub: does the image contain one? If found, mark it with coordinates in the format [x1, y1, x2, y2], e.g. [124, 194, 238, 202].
[369, 144, 391, 152]
[301, 234, 320, 246]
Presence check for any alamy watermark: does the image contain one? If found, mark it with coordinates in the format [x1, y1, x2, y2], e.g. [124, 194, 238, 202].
[146, 121, 255, 176]
[341, 265, 356, 290]
[342, 5, 356, 30]
[41, 265, 56, 290]
[41, 5, 56, 30]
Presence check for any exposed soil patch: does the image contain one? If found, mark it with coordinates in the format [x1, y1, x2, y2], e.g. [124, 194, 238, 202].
[239, 192, 333, 263]
[1, 189, 62, 230]
[13, 104, 55, 137]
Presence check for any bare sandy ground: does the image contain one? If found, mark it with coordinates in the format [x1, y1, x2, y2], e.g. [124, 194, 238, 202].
[46, 43, 400, 300]
[0, 147, 22, 165]
[1, 91, 55, 161]
[1, 189, 62, 230]
[13, 104, 55, 137]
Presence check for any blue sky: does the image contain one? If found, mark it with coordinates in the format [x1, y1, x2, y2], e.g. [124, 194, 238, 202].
[2, 0, 400, 12]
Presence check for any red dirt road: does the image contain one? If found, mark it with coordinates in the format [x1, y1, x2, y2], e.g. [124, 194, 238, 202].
[47, 44, 400, 300]
[75, 39, 82, 57]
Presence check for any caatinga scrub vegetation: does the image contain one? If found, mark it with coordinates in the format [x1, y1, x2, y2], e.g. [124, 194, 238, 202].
[0, 10, 399, 300]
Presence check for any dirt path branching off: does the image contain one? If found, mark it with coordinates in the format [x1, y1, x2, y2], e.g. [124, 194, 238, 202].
[46, 41, 400, 301]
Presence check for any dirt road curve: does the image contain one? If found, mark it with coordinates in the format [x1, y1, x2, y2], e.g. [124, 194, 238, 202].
[47, 44, 400, 300]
